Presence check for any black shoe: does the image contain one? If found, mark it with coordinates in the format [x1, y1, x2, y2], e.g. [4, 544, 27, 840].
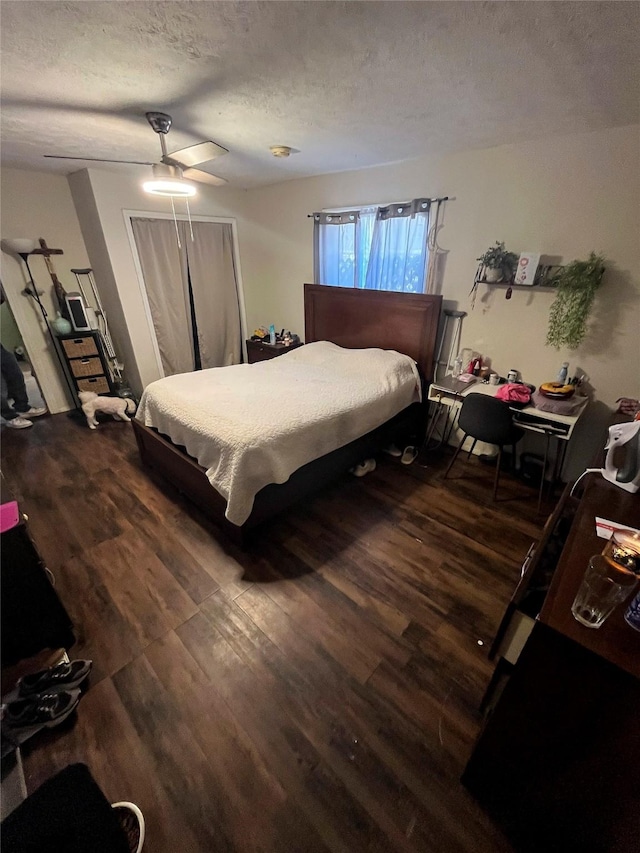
[2, 690, 80, 730]
[17, 660, 92, 697]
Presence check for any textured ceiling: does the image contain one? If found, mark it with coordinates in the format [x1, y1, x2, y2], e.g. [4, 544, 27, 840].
[1, 1, 638, 189]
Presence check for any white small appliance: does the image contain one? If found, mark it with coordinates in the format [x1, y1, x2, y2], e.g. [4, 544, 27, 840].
[602, 421, 640, 493]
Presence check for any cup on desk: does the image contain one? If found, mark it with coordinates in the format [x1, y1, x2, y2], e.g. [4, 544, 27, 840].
[571, 554, 637, 629]
[489, 373, 500, 386]
[602, 529, 640, 576]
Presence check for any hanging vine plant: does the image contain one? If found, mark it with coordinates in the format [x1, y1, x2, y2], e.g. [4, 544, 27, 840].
[546, 252, 605, 349]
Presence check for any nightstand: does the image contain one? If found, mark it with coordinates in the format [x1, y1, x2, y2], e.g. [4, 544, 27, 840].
[246, 339, 303, 364]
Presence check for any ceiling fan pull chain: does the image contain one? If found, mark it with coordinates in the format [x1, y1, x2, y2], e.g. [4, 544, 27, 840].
[185, 198, 195, 242]
[170, 196, 182, 249]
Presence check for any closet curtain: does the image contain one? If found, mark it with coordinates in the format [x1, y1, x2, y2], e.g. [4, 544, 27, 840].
[130, 218, 193, 376]
[131, 217, 242, 376]
[185, 221, 242, 369]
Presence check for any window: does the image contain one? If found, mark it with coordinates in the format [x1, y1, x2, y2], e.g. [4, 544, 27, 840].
[313, 198, 431, 293]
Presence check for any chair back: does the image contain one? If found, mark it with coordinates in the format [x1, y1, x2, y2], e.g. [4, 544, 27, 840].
[458, 393, 517, 446]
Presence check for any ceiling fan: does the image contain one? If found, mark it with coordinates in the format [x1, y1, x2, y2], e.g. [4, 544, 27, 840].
[45, 111, 228, 196]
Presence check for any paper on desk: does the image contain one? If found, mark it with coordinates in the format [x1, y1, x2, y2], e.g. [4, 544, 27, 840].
[595, 517, 640, 540]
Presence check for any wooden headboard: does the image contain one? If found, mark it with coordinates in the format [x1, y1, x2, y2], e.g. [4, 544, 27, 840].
[304, 284, 442, 379]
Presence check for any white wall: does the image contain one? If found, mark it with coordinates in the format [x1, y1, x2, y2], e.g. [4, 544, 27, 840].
[243, 124, 640, 410]
[0, 301, 23, 353]
[6, 125, 634, 473]
[69, 168, 251, 393]
[0, 168, 92, 412]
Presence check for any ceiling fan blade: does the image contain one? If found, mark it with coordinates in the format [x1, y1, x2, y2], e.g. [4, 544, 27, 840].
[44, 155, 155, 165]
[166, 140, 228, 168]
[182, 168, 228, 187]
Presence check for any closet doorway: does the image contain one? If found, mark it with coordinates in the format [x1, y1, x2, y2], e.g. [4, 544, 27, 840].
[127, 214, 246, 377]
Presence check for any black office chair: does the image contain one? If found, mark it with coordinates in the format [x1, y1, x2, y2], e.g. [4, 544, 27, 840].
[444, 394, 524, 500]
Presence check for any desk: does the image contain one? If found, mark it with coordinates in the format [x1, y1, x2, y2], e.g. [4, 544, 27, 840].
[0, 475, 75, 668]
[427, 376, 588, 508]
[462, 475, 640, 851]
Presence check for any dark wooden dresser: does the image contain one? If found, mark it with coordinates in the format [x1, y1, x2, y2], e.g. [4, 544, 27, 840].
[463, 474, 640, 852]
[1, 476, 74, 670]
[246, 339, 303, 363]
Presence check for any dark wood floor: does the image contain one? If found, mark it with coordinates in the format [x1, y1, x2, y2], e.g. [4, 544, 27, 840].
[1, 413, 550, 852]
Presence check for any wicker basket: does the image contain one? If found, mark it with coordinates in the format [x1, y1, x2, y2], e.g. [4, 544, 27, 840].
[77, 376, 110, 395]
[62, 337, 98, 359]
[71, 357, 102, 378]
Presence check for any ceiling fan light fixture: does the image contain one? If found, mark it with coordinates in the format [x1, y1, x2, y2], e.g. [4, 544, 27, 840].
[142, 178, 197, 198]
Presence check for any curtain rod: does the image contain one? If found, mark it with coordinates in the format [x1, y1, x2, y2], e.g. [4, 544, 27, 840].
[307, 196, 452, 217]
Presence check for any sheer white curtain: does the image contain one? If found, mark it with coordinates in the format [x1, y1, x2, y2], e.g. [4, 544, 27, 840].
[355, 207, 377, 288]
[185, 221, 242, 368]
[131, 218, 193, 376]
[313, 210, 358, 287]
[364, 200, 430, 292]
[424, 198, 449, 295]
[314, 199, 430, 292]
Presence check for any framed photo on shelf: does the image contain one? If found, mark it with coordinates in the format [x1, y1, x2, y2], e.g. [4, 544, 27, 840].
[515, 253, 541, 286]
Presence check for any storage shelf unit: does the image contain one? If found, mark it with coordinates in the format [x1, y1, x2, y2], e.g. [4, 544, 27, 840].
[58, 331, 115, 402]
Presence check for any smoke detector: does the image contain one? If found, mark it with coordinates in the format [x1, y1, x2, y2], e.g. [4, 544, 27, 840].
[270, 145, 292, 158]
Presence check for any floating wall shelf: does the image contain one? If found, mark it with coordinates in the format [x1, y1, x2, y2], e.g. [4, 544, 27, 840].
[479, 280, 558, 292]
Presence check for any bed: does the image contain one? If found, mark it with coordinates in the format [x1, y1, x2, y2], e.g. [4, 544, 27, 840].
[132, 284, 442, 539]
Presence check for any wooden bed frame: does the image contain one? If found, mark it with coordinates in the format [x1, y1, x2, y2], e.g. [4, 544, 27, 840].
[132, 284, 442, 540]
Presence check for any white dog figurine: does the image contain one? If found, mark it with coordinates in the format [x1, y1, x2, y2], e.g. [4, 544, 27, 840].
[78, 391, 136, 430]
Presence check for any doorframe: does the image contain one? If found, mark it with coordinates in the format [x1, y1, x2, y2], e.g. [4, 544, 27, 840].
[123, 209, 248, 378]
[0, 261, 73, 414]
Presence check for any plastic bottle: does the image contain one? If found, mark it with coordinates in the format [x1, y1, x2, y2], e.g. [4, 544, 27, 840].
[557, 362, 569, 383]
[452, 356, 463, 378]
[624, 590, 640, 632]
[269, 324, 276, 345]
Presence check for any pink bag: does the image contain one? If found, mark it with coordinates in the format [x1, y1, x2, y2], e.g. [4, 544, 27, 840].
[495, 383, 532, 404]
[0, 501, 20, 533]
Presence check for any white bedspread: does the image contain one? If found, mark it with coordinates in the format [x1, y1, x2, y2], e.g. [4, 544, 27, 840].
[136, 341, 421, 525]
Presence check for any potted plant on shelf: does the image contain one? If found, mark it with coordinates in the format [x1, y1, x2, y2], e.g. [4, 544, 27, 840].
[546, 252, 605, 349]
[476, 241, 519, 283]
